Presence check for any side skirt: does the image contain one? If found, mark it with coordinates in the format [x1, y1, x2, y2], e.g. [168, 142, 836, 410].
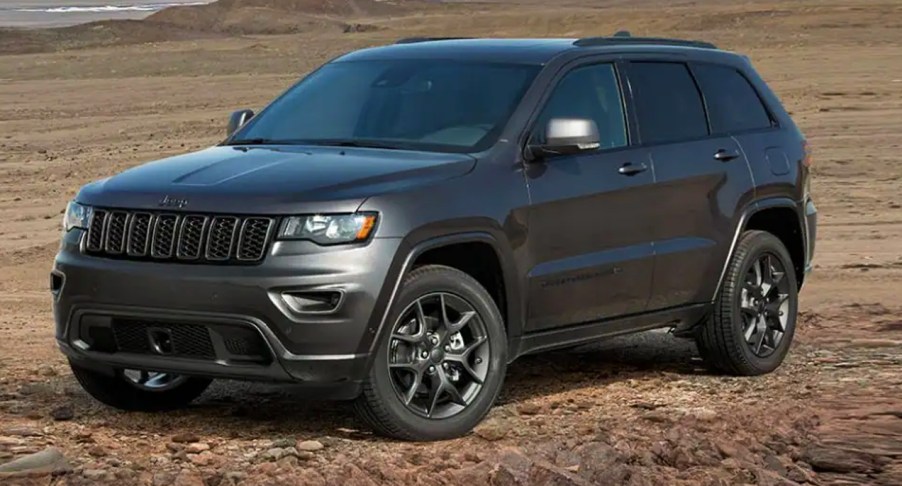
[513, 303, 710, 359]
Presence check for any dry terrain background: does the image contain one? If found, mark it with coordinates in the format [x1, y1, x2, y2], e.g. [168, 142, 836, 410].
[0, 0, 901, 484]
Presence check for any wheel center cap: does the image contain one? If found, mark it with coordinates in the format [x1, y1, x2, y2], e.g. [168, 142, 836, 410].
[429, 348, 445, 363]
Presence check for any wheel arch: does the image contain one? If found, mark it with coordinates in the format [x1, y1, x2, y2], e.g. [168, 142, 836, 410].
[714, 197, 807, 300]
[363, 230, 523, 363]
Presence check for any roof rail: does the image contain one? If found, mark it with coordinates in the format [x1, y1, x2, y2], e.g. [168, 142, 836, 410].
[574, 32, 717, 49]
[394, 37, 473, 45]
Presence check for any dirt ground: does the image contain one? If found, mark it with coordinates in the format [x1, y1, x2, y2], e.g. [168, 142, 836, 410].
[0, 0, 900, 484]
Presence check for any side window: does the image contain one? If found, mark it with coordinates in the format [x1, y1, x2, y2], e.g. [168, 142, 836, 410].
[533, 64, 627, 150]
[628, 62, 708, 145]
[692, 64, 772, 133]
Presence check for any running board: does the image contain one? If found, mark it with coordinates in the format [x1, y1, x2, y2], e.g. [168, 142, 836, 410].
[513, 304, 709, 358]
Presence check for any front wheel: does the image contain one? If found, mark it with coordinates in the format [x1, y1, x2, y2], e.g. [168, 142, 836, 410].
[354, 265, 507, 441]
[70, 360, 212, 411]
[696, 230, 799, 375]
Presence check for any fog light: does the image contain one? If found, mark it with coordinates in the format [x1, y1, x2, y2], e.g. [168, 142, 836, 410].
[282, 291, 343, 314]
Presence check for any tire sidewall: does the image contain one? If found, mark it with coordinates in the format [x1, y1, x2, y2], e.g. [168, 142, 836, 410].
[367, 266, 507, 440]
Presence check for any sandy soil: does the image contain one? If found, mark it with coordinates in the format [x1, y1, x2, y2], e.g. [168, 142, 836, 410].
[0, 0, 900, 484]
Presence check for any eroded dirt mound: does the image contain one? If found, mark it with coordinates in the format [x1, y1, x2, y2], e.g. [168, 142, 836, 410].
[145, 0, 413, 35]
[0, 0, 415, 55]
[0, 20, 227, 55]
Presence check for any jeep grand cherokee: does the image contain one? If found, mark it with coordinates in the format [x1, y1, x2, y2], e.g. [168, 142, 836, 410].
[53, 35, 817, 441]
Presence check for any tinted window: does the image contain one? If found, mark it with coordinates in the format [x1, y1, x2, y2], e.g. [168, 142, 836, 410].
[533, 64, 627, 149]
[693, 64, 772, 133]
[628, 62, 708, 144]
[233, 60, 539, 153]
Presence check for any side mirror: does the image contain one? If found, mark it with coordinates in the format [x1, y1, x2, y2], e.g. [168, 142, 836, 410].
[526, 118, 601, 161]
[227, 109, 255, 137]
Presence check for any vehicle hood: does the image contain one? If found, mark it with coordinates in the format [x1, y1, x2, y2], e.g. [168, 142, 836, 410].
[76, 145, 476, 214]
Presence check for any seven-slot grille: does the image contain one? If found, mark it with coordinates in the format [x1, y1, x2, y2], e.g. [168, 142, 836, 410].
[85, 210, 274, 263]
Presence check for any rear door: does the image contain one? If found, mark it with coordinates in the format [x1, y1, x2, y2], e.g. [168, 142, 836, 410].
[623, 61, 754, 310]
[524, 61, 656, 332]
[690, 62, 788, 201]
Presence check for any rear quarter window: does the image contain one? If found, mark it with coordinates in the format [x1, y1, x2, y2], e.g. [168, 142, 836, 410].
[692, 63, 773, 134]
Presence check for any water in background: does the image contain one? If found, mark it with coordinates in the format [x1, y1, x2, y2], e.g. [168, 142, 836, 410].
[0, 1, 212, 28]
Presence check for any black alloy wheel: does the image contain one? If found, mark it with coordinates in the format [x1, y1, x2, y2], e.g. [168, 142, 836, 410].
[354, 265, 507, 441]
[387, 292, 490, 419]
[739, 252, 791, 358]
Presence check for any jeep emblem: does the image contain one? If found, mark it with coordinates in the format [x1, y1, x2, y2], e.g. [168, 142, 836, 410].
[159, 195, 189, 209]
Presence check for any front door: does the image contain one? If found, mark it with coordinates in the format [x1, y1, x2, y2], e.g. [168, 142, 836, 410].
[523, 62, 656, 332]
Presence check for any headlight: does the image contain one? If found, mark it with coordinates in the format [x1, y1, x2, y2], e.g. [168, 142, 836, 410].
[62, 202, 93, 232]
[278, 213, 377, 245]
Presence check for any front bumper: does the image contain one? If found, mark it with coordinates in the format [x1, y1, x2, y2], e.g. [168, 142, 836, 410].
[52, 229, 401, 397]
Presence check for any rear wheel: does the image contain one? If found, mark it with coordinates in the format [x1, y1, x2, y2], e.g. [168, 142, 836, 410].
[355, 265, 506, 441]
[697, 230, 799, 375]
[70, 360, 211, 411]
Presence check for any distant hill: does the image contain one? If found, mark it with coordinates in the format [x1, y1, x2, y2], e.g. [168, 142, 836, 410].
[0, 0, 424, 54]
[145, 0, 418, 34]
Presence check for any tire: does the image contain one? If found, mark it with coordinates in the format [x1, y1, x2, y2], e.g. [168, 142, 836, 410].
[696, 230, 799, 376]
[69, 360, 212, 411]
[354, 265, 507, 441]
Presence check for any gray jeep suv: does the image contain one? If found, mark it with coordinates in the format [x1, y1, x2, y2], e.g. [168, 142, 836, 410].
[53, 35, 817, 440]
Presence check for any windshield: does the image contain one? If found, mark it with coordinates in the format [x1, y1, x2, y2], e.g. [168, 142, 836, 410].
[229, 60, 540, 153]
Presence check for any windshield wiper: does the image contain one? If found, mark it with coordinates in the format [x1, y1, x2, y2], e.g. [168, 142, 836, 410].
[224, 138, 275, 146]
[304, 139, 407, 150]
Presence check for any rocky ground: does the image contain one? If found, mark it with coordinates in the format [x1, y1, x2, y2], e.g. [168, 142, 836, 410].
[1, 308, 899, 485]
[0, 0, 901, 484]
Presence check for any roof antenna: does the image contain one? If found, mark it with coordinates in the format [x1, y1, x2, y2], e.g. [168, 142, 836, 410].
[613, 30, 632, 38]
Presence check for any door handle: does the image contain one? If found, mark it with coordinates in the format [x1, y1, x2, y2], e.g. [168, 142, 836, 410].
[618, 162, 648, 176]
[714, 149, 741, 162]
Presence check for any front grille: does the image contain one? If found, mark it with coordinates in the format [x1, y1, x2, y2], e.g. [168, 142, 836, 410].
[85, 209, 274, 264]
[237, 218, 274, 261]
[111, 319, 215, 359]
[127, 213, 152, 256]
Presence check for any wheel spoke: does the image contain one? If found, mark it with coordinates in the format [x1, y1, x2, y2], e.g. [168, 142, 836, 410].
[767, 271, 785, 296]
[389, 358, 427, 405]
[766, 293, 789, 315]
[743, 317, 757, 342]
[392, 330, 422, 343]
[740, 305, 757, 318]
[753, 259, 763, 287]
[444, 379, 467, 407]
[415, 299, 428, 329]
[447, 311, 476, 334]
[754, 324, 767, 354]
[403, 369, 423, 405]
[439, 294, 451, 329]
[446, 335, 487, 384]
[391, 303, 427, 343]
[767, 313, 785, 333]
[425, 378, 444, 418]
[446, 355, 484, 384]
[389, 361, 419, 371]
[458, 335, 487, 357]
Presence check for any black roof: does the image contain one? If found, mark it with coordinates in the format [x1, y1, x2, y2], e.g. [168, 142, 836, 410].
[335, 37, 732, 65]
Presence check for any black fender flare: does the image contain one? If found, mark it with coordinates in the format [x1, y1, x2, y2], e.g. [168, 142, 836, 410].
[358, 229, 523, 369]
[712, 196, 803, 300]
